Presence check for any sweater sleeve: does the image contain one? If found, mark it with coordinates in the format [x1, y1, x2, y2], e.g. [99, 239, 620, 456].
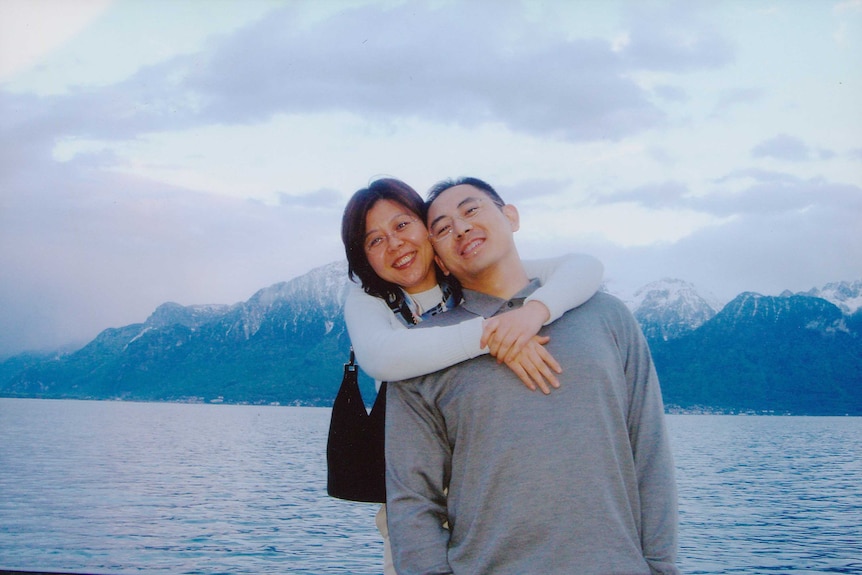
[522, 253, 604, 324]
[343, 282, 487, 382]
[385, 379, 454, 575]
[617, 302, 680, 574]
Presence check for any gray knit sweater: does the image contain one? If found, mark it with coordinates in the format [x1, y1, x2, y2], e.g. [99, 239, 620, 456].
[385, 285, 680, 575]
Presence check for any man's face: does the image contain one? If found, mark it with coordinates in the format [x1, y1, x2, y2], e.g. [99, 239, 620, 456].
[427, 184, 519, 284]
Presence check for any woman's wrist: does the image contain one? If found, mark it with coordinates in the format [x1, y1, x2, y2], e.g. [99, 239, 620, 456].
[523, 300, 551, 326]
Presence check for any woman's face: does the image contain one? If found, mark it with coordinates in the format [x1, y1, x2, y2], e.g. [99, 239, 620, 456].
[363, 199, 438, 294]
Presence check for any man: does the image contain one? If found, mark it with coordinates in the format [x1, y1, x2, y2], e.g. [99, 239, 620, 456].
[385, 177, 680, 575]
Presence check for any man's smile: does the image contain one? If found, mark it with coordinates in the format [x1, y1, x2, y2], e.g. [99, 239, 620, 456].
[459, 237, 484, 257]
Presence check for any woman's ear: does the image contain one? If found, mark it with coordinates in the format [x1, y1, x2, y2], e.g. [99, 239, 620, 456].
[435, 254, 451, 276]
[502, 204, 520, 232]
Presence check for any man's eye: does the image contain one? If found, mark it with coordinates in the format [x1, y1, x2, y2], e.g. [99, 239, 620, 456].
[433, 224, 451, 237]
[464, 205, 480, 217]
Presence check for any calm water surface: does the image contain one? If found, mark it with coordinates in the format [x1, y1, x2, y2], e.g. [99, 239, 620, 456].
[0, 399, 860, 574]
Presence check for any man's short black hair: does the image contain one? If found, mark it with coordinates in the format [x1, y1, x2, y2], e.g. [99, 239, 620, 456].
[425, 177, 506, 214]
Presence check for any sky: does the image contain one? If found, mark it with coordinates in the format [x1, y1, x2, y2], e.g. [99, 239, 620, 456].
[1, 0, 860, 358]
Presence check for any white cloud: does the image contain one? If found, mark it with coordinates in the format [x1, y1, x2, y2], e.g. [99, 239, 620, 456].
[0, 0, 111, 79]
[751, 134, 812, 162]
[1, 0, 860, 357]
[619, 1, 735, 71]
[834, 0, 862, 14]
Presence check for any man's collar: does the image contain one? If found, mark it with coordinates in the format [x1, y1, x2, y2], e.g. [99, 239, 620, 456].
[460, 278, 541, 319]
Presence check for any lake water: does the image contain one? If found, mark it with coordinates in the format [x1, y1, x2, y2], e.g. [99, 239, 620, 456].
[0, 399, 860, 574]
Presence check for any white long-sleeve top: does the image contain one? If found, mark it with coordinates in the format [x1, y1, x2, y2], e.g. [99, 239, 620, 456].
[343, 253, 603, 381]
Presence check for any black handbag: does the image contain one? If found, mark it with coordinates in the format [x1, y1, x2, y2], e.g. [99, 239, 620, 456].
[326, 348, 387, 503]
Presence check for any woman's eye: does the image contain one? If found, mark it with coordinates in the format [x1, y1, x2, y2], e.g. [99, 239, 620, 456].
[397, 220, 412, 231]
[367, 236, 383, 249]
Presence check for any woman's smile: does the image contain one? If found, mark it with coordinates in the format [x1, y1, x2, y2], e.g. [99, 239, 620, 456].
[364, 199, 438, 294]
[392, 251, 417, 270]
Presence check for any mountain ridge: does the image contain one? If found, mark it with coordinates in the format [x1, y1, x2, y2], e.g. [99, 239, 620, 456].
[626, 278, 719, 342]
[651, 290, 861, 415]
[1, 262, 860, 415]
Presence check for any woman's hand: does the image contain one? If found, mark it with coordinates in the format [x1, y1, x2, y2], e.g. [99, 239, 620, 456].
[481, 301, 562, 393]
[502, 335, 562, 394]
[481, 300, 549, 362]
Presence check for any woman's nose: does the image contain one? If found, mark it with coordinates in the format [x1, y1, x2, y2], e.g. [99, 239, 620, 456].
[385, 233, 405, 249]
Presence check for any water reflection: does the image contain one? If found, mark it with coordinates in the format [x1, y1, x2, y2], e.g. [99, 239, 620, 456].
[668, 415, 862, 574]
[1, 401, 860, 574]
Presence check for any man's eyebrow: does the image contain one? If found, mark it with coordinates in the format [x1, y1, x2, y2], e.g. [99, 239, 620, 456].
[429, 196, 480, 229]
[428, 213, 447, 230]
[457, 196, 480, 209]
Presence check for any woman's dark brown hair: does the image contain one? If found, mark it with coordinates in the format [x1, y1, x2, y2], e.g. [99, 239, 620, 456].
[341, 178, 428, 305]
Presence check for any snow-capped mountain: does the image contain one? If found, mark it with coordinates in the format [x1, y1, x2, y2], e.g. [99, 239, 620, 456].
[651, 288, 861, 415]
[0, 261, 359, 406]
[224, 260, 349, 340]
[707, 291, 848, 335]
[628, 278, 720, 342]
[146, 302, 233, 329]
[800, 280, 862, 315]
[128, 262, 350, 345]
[249, 260, 350, 310]
[2, 263, 860, 414]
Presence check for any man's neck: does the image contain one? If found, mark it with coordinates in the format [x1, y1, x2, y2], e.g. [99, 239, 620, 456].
[459, 256, 530, 300]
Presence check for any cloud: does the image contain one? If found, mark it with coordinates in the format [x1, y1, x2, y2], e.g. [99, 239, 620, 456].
[599, 181, 690, 209]
[0, 150, 347, 356]
[1, 0, 749, 157]
[600, 196, 862, 303]
[2, 2, 709, 146]
[578, 170, 862, 303]
[279, 188, 344, 209]
[2, 0, 859, 359]
[652, 84, 689, 102]
[715, 167, 799, 184]
[751, 134, 812, 161]
[0, 0, 112, 79]
[695, 178, 861, 217]
[597, 170, 862, 219]
[619, 2, 735, 71]
[176, 2, 668, 142]
[711, 87, 763, 118]
[834, 0, 862, 13]
[495, 179, 573, 205]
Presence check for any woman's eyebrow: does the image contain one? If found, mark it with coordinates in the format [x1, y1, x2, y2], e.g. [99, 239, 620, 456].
[364, 212, 414, 239]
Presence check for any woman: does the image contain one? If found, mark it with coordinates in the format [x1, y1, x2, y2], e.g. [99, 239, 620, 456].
[340, 177, 603, 573]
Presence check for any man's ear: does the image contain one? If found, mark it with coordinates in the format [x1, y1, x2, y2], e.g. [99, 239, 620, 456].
[502, 204, 520, 232]
[435, 254, 451, 276]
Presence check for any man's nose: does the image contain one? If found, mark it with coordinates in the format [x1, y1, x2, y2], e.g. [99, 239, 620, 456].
[453, 217, 472, 237]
